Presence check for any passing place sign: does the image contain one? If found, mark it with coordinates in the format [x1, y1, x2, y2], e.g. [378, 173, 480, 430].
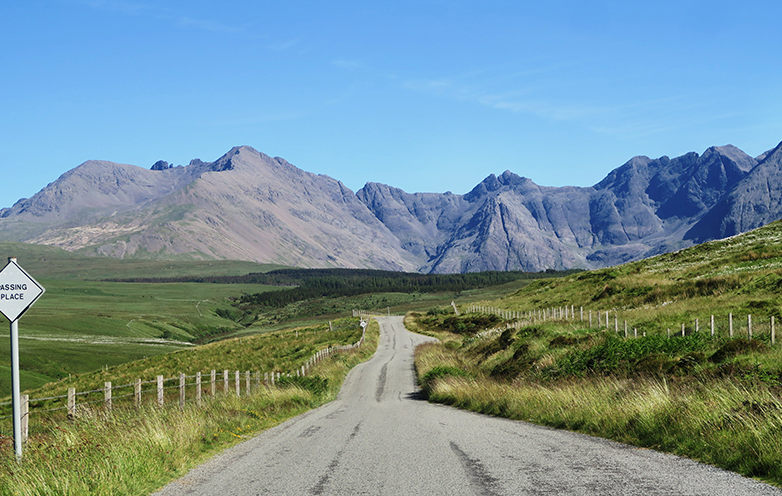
[0, 259, 45, 322]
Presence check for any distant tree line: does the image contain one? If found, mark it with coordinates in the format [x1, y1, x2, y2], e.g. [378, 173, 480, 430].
[105, 267, 581, 310]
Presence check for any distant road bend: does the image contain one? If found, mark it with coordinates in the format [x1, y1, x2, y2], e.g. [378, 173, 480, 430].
[154, 317, 781, 495]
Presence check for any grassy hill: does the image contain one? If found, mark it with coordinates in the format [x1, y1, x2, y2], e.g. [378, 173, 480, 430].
[412, 219, 782, 486]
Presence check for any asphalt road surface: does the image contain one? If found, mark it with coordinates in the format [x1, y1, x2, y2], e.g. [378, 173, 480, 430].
[153, 316, 781, 495]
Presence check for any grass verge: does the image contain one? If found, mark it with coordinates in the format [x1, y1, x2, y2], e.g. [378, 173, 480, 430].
[413, 314, 782, 487]
[0, 319, 379, 496]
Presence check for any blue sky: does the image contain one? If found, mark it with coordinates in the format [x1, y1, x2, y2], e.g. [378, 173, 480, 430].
[1, 1, 780, 208]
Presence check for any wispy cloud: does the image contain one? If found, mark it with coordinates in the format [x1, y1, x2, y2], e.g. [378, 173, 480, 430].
[403, 74, 608, 122]
[591, 110, 745, 140]
[400, 67, 728, 141]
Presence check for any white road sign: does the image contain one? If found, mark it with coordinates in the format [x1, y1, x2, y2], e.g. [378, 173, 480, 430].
[0, 259, 45, 322]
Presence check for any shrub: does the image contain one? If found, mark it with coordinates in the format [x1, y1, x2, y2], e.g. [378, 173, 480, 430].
[553, 333, 712, 377]
[709, 339, 766, 364]
[490, 343, 534, 379]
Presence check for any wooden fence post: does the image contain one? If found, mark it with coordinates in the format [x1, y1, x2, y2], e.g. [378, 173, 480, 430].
[245, 371, 251, 393]
[105, 382, 112, 411]
[729, 313, 733, 338]
[614, 315, 618, 334]
[179, 373, 186, 410]
[264, 372, 269, 387]
[695, 318, 699, 333]
[68, 388, 76, 418]
[235, 370, 240, 397]
[20, 394, 28, 445]
[196, 372, 202, 408]
[681, 323, 685, 337]
[748, 315, 752, 339]
[223, 370, 229, 394]
[624, 321, 628, 338]
[157, 375, 164, 406]
[772, 316, 776, 345]
[135, 379, 142, 408]
[211, 370, 216, 397]
[711, 315, 715, 338]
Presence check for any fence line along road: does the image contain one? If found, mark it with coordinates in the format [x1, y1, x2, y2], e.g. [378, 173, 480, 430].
[467, 304, 777, 344]
[0, 318, 368, 448]
[153, 316, 781, 496]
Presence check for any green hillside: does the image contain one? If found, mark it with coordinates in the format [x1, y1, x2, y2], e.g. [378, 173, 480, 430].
[413, 219, 782, 486]
[480, 218, 782, 337]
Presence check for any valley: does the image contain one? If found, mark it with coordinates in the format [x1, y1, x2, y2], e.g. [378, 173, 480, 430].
[3, 215, 782, 492]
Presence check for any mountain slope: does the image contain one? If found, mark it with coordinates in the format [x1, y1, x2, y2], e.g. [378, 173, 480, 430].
[0, 147, 418, 271]
[685, 141, 782, 242]
[2, 141, 782, 273]
[357, 144, 765, 272]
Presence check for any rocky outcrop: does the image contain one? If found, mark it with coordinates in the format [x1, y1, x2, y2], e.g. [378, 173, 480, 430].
[1, 141, 781, 273]
[357, 144, 768, 272]
[685, 142, 782, 242]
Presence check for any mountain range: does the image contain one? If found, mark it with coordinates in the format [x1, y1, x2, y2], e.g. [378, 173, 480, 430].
[1, 141, 781, 273]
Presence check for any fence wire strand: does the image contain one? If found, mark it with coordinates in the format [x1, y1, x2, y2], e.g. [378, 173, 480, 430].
[3, 326, 368, 441]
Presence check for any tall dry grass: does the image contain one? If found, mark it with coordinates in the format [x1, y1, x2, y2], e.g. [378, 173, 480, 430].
[416, 341, 782, 486]
[0, 320, 379, 495]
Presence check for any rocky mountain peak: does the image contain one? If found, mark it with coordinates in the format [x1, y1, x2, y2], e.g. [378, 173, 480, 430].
[704, 144, 757, 172]
[2, 140, 781, 273]
[464, 171, 529, 201]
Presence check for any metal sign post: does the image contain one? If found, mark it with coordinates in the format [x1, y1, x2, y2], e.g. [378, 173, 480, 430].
[0, 257, 45, 459]
[9, 318, 21, 459]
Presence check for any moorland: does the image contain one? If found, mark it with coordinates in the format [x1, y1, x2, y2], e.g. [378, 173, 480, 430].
[412, 218, 782, 486]
[3, 217, 782, 491]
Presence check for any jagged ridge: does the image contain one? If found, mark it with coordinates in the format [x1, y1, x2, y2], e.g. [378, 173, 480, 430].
[0, 141, 780, 273]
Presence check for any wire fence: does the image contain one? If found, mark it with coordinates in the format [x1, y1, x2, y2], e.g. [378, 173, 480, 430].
[466, 304, 778, 344]
[1, 319, 368, 449]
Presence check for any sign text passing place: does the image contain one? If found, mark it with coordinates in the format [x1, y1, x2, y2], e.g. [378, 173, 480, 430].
[0, 260, 45, 322]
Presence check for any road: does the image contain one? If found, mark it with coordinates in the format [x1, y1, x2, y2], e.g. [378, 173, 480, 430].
[153, 316, 781, 495]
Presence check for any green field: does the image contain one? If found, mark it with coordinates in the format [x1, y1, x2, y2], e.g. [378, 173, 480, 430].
[0, 279, 286, 396]
[0, 243, 290, 396]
